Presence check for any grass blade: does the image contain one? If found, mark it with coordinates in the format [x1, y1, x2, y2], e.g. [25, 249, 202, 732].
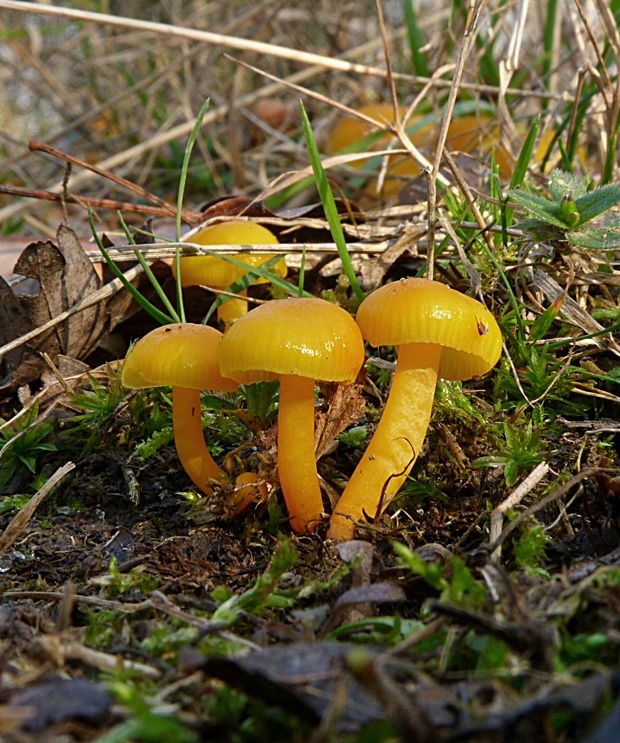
[509, 116, 540, 190]
[88, 207, 175, 326]
[402, 0, 430, 77]
[299, 100, 364, 303]
[298, 244, 307, 298]
[202, 254, 284, 324]
[175, 98, 211, 322]
[117, 212, 180, 323]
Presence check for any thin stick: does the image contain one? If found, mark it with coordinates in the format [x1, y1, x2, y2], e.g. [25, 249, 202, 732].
[0, 184, 201, 220]
[29, 140, 180, 219]
[426, 0, 488, 280]
[0, 2, 565, 100]
[487, 468, 604, 554]
[489, 462, 550, 562]
[0, 462, 75, 555]
[0, 1, 417, 81]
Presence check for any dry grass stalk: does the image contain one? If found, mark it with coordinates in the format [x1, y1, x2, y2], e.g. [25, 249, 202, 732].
[0, 461, 76, 555]
[489, 461, 550, 561]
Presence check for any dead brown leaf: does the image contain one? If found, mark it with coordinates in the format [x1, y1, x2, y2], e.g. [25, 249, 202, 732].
[315, 382, 366, 459]
[3, 225, 135, 389]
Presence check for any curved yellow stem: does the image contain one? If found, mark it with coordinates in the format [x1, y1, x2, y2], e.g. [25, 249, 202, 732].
[327, 343, 441, 541]
[172, 386, 226, 495]
[217, 290, 248, 329]
[278, 375, 324, 533]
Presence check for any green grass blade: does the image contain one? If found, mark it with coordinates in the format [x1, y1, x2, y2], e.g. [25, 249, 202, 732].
[117, 212, 180, 323]
[88, 207, 175, 326]
[542, 0, 558, 86]
[602, 132, 617, 186]
[509, 116, 540, 190]
[403, 0, 430, 77]
[299, 101, 364, 303]
[298, 244, 307, 298]
[175, 97, 211, 322]
[528, 300, 562, 343]
[477, 239, 525, 346]
[129, 228, 313, 300]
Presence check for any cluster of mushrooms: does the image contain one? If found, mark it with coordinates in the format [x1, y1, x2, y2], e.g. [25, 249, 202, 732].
[121, 218, 502, 542]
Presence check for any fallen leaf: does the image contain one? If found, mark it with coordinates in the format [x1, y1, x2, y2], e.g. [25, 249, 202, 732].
[10, 678, 113, 731]
[3, 226, 135, 389]
[315, 382, 366, 459]
[204, 642, 385, 731]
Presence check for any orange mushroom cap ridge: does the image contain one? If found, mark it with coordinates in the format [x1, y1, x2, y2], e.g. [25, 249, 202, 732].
[357, 278, 502, 381]
[217, 297, 365, 385]
[121, 324, 239, 392]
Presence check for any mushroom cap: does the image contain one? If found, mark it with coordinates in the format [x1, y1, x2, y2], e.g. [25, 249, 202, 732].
[176, 221, 286, 287]
[218, 297, 365, 385]
[121, 323, 239, 392]
[357, 278, 502, 380]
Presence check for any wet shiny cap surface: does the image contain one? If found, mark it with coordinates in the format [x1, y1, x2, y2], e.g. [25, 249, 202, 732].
[121, 323, 238, 392]
[357, 278, 502, 380]
[175, 221, 286, 287]
[218, 297, 365, 385]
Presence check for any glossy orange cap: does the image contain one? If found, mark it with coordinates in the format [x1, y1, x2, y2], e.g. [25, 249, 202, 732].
[357, 278, 502, 380]
[218, 297, 365, 384]
[122, 324, 239, 392]
[175, 221, 286, 287]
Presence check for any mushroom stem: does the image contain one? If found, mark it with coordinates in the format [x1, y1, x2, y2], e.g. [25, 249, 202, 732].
[277, 375, 324, 533]
[328, 343, 441, 541]
[217, 289, 248, 329]
[172, 386, 226, 495]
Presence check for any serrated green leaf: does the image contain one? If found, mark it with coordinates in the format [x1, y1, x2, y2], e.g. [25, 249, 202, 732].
[507, 189, 568, 228]
[548, 168, 587, 201]
[568, 226, 620, 249]
[574, 182, 620, 225]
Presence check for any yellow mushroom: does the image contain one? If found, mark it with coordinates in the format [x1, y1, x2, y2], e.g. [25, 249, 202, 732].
[328, 279, 502, 541]
[218, 297, 365, 533]
[174, 221, 287, 328]
[121, 324, 238, 494]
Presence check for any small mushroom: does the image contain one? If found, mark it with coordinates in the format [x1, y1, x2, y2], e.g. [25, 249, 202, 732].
[327, 104, 533, 190]
[218, 297, 365, 533]
[173, 221, 287, 328]
[327, 278, 502, 541]
[121, 324, 238, 494]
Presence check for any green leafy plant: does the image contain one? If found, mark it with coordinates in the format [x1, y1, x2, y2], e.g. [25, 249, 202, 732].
[69, 363, 127, 434]
[337, 425, 368, 448]
[209, 538, 297, 626]
[473, 421, 543, 486]
[509, 169, 620, 250]
[99, 679, 198, 743]
[393, 543, 486, 610]
[513, 523, 551, 577]
[0, 404, 56, 491]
